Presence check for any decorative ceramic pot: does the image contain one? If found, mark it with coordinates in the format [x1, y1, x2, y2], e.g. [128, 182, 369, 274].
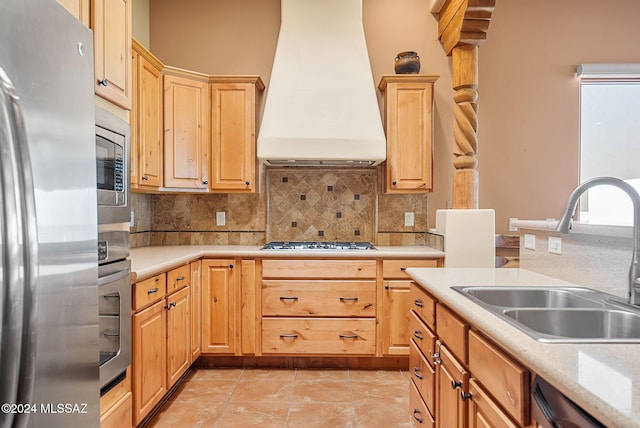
[394, 51, 421, 74]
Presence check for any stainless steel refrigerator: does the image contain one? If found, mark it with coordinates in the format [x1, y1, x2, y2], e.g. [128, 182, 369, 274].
[0, 0, 99, 427]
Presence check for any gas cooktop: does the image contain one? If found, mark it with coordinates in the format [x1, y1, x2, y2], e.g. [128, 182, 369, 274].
[261, 241, 376, 251]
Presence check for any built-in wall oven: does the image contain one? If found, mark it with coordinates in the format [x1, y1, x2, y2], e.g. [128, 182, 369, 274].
[96, 107, 131, 393]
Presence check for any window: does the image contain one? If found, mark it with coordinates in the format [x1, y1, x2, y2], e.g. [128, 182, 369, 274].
[578, 64, 640, 226]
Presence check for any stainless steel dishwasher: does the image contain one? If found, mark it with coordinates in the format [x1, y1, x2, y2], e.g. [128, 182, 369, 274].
[532, 376, 606, 428]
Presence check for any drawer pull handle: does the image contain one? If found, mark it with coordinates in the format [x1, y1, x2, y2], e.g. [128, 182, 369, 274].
[413, 330, 423, 340]
[412, 409, 423, 424]
[176, 276, 185, 281]
[414, 299, 424, 308]
[339, 334, 359, 340]
[400, 267, 407, 271]
[164, 302, 176, 310]
[147, 288, 159, 294]
[413, 367, 423, 380]
[102, 331, 120, 337]
[279, 296, 299, 301]
[339, 297, 358, 302]
[451, 380, 462, 390]
[279, 334, 299, 339]
[460, 391, 473, 401]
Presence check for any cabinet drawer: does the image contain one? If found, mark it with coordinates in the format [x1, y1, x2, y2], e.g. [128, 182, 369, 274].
[261, 318, 376, 355]
[262, 281, 376, 317]
[410, 340, 435, 414]
[409, 284, 436, 330]
[167, 265, 190, 294]
[436, 303, 468, 364]
[262, 259, 376, 279]
[382, 259, 440, 279]
[410, 311, 436, 366]
[468, 330, 530, 426]
[409, 377, 435, 428]
[133, 273, 166, 311]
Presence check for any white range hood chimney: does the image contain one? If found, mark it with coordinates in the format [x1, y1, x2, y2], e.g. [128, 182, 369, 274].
[257, 0, 386, 167]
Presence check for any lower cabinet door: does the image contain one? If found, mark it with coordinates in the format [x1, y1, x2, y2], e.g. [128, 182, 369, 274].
[261, 318, 376, 355]
[467, 379, 518, 428]
[132, 300, 167, 426]
[166, 287, 191, 387]
[410, 378, 435, 427]
[436, 344, 468, 428]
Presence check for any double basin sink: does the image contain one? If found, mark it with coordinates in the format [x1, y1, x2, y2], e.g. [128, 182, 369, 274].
[452, 286, 640, 343]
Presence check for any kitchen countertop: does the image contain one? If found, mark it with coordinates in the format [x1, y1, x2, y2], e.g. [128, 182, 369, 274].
[129, 245, 444, 282]
[406, 267, 640, 428]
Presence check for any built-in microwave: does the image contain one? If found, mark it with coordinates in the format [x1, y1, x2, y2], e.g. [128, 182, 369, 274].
[96, 107, 129, 225]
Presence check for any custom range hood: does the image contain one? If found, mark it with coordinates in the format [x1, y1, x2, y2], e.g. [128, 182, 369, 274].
[257, 0, 386, 167]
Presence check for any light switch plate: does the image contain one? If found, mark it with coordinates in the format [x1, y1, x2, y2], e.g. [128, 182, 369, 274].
[216, 211, 226, 226]
[548, 236, 562, 255]
[524, 234, 536, 250]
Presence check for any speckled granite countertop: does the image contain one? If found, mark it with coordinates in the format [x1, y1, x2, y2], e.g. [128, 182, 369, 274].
[129, 245, 445, 282]
[406, 267, 640, 428]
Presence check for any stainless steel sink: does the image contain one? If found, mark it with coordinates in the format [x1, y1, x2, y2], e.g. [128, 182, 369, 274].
[459, 286, 604, 308]
[504, 308, 640, 341]
[452, 285, 640, 343]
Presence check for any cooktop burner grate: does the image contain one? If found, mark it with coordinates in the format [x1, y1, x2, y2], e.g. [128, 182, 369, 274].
[261, 241, 376, 250]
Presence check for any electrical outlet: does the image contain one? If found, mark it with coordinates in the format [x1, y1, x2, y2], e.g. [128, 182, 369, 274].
[548, 236, 562, 255]
[404, 212, 414, 227]
[216, 211, 226, 226]
[524, 234, 536, 250]
[509, 217, 518, 232]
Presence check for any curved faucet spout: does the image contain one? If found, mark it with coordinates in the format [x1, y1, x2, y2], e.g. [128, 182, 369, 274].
[555, 176, 640, 305]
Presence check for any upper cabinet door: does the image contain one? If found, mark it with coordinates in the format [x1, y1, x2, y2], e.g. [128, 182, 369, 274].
[379, 75, 438, 194]
[163, 70, 210, 190]
[92, 0, 132, 110]
[210, 77, 264, 192]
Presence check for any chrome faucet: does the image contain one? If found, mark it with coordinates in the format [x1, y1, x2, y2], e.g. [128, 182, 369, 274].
[556, 177, 640, 305]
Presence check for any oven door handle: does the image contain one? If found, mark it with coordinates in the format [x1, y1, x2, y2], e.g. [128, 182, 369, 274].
[98, 268, 130, 287]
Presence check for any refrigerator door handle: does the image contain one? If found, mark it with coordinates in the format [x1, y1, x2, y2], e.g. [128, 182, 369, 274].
[0, 66, 39, 428]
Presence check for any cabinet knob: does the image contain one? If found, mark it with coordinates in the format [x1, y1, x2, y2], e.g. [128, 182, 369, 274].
[203, 180, 208, 185]
[460, 391, 473, 401]
[392, 181, 397, 186]
[451, 380, 462, 390]
[384, 284, 390, 290]
[97, 78, 108, 87]
[245, 181, 250, 186]
[229, 264, 234, 269]
[142, 176, 149, 181]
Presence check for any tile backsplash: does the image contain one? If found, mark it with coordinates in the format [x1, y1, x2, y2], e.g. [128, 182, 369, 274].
[130, 167, 431, 247]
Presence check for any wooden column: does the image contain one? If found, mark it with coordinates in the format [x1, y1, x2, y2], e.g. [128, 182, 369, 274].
[432, 0, 495, 209]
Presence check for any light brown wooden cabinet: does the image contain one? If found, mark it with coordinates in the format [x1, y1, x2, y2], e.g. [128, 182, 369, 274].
[409, 283, 532, 428]
[210, 77, 264, 192]
[379, 75, 438, 193]
[100, 368, 132, 428]
[131, 39, 163, 190]
[57, 0, 90, 26]
[132, 266, 192, 426]
[92, 0, 132, 110]
[132, 298, 166, 426]
[164, 68, 211, 190]
[190, 260, 202, 362]
[382, 259, 441, 356]
[261, 259, 377, 355]
[201, 259, 238, 354]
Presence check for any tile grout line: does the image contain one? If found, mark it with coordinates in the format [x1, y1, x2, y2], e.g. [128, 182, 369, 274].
[212, 367, 245, 428]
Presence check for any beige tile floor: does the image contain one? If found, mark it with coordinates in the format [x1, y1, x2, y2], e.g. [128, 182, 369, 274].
[146, 368, 412, 427]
